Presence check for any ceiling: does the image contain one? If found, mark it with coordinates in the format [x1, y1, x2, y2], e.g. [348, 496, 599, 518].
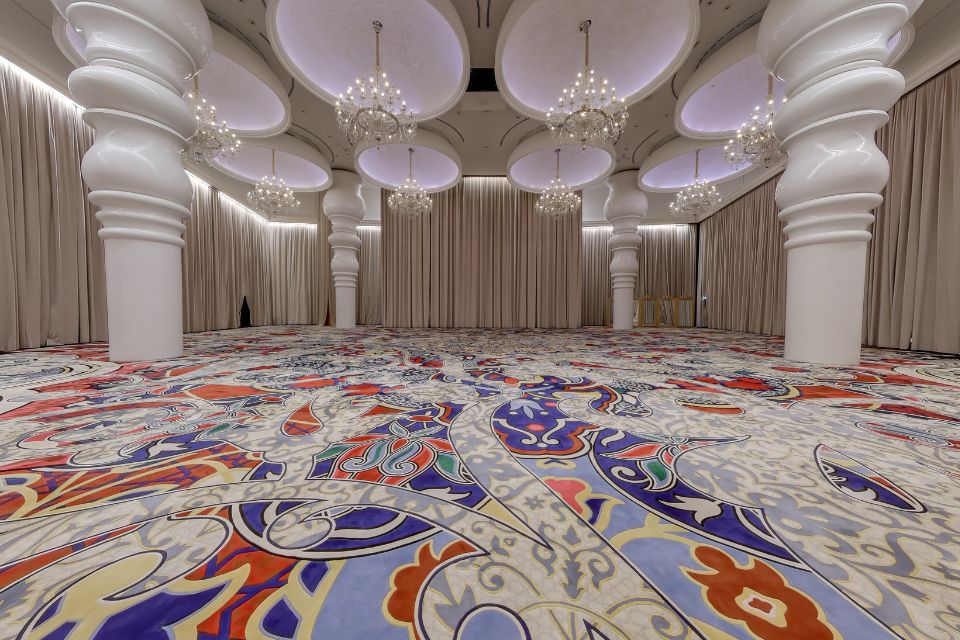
[4, 0, 960, 223]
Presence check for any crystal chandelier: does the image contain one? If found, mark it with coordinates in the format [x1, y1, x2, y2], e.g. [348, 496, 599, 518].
[536, 149, 581, 219]
[336, 20, 417, 147]
[247, 149, 300, 220]
[724, 74, 786, 170]
[182, 74, 239, 165]
[546, 20, 627, 150]
[388, 148, 432, 218]
[669, 149, 722, 217]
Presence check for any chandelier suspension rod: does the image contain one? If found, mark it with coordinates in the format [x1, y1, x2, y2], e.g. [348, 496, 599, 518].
[193, 73, 199, 94]
[694, 149, 700, 180]
[555, 148, 561, 180]
[407, 147, 414, 179]
[271, 149, 277, 177]
[580, 20, 591, 69]
[767, 73, 774, 100]
[373, 20, 382, 69]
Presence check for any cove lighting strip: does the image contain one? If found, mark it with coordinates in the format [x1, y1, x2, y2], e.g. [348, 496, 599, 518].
[0, 54, 311, 227]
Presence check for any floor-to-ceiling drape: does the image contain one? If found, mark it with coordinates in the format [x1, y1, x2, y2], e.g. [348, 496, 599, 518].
[358, 225, 382, 325]
[0, 57, 107, 351]
[636, 225, 697, 298]
[865, 62, 960, 354]
[183, 179, 326, 332]
[382, 177, 581, 328]
[579, 224, 697, 326]
[580, 227, 611, 326]
[697, 176, 786, 335]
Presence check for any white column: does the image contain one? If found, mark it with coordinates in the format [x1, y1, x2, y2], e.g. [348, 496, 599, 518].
[323, 170, 365, 328]
[604, 171, 647, 330]
[758, 0, 921, 365]
[54, 0, 212, 361]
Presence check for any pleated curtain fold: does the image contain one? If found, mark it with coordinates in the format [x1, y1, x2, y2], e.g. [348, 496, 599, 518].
[865, 62, 960, 354]
[697, 177, 787, 336]
[382, 177, 581, 328]
[358, 226, 382, 325]
[182, 182, 329, 332]
[0, 60, 106, 350]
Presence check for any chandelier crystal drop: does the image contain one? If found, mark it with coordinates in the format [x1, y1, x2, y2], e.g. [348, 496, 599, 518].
[247, 149, 300, 220]
[546, 20, 627, 150]
[669, 149, 722, 217]
[182, 74, 240, 165]
[388, 148, 432, 218]
[724, 74, 787, 170]
[536, 149, 581, 219]
[336, 20, 417, 147]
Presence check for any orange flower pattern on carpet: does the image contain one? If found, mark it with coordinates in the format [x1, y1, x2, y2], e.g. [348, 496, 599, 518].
[687, 545, 837, 639]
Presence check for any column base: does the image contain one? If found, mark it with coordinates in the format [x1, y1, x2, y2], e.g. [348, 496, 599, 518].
[783, 241, 867, 366]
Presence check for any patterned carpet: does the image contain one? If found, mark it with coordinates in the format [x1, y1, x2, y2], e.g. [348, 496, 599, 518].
[0, 326, 957, 640]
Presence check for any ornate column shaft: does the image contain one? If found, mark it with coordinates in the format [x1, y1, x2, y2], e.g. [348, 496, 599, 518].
[604, 171, 647, 330]
[323, 170, 365, 329]
[54, 0, 212, 361]
[758, 0, 921, 365]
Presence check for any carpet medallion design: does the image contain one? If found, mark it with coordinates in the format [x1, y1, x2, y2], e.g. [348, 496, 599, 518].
[0, 327, 957, 639]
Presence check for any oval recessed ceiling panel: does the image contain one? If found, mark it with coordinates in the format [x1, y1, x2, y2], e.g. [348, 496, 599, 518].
[210, 135, 332, 192]
[507, 131, 614, 193]
[53, 19, 291, 138]
[267, 0, 469, 120]
[638, 140, 750, 193]
[496, 0, 698, 118]
[356, 130, 461, 193]
[676, 24, 912, 140]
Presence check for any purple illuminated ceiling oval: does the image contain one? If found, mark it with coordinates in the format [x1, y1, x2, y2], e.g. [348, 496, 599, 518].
[496, 0, 699, 118]
[677, 23, 913, 139]
[639, 144, 747, 192]
[211, 136, 332, 192]
[52, 19, 291, 137]
[355, 130, 461, 193]
[507, 132, 614, 192]
[267, 0, 469, 120]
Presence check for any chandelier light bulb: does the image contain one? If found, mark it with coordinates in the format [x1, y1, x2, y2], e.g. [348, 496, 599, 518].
[336, 20, 417, 147]
[536, 148, 581, 219]
[669, 149, 722, 218]
[388, 148, 432, 218]
[724, 74, 787, 170]
[247, 149, 300, 220]
[182, 74, 240, 165]
[546, 19, 627, 151]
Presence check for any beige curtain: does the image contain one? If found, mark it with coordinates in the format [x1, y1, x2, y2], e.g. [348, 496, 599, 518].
[865, 62, 960, 354]
[697, 176, 787, 335]
[382, 177, 581, 328]
[358, 225, 381, 325]
[637, 225, 697, 298]
[580, 227, 611, 326]
[579, 224, 696, 326]
[0, 58, 107, 351]
[183, 180, 326, 332]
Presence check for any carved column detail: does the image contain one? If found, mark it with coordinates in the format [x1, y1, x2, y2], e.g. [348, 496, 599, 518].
[323, 170, 365, 329]
[54, 0, 212, 361]
[758, 0, 921, 364]
[604, 171, 647, 330]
